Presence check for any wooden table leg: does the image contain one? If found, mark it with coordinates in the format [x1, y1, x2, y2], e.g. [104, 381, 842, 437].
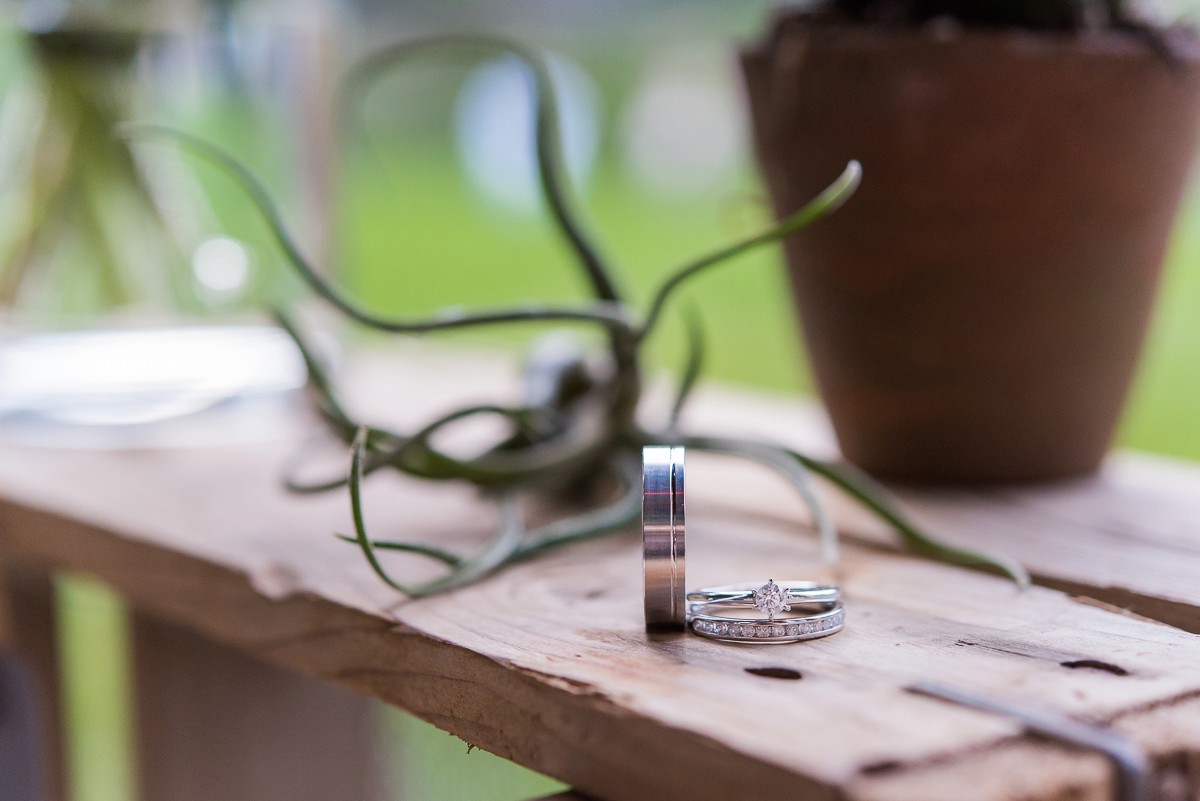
[0, 647, 46, 801]
[131, 611, 386, 801]
[0, 562, 65, 801]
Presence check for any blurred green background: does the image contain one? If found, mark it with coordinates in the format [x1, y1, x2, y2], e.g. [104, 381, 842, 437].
[4, 0, 1199, 799]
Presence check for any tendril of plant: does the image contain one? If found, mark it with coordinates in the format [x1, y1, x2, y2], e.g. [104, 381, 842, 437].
[121, 35, 1029, 595]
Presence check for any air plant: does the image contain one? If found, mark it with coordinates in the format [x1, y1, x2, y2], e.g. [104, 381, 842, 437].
[126, 36, 1028, 597]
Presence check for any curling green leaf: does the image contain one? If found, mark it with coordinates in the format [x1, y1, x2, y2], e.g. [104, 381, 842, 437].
[334, 534, 464, 568]
[681, 433, 1028, 586]
[285, 424, 415, 495]
[377, 409, 612, 487]
[286, 405, 540, 494]
[273, 309, 358, 440]
[348, 426, 416, 593]
[668, 306, 706, 429]
[794, 454, 1030, 588]
[516, 454, 642, 558]
[347, 426, 525, 596]
[680, 435, 838, 566]
[406, 491, 526, 597]
[346, 35, 621, 303]
[639, 161, 861, 340]
[119, 123, 633, 335]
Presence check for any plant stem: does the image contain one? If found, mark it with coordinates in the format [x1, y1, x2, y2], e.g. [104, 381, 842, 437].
[637, 160, 861, 341]
[347, 35, 622, 303]
[121, 124, 636, 335]
[794, 451, 1029, 587]
[676, 434, 838, 565]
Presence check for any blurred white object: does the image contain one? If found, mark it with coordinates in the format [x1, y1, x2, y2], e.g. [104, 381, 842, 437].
[455, 54, 601, 214]
[0, 325, 307, 448]
[620, 46, 744, 198]
[192, 236, 253, 302]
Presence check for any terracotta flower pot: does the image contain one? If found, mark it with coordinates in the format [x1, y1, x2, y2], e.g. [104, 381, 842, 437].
[741, 16, 1200, 483]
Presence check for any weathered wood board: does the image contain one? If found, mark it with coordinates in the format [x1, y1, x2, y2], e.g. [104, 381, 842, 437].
[1, 348, 1199, 800]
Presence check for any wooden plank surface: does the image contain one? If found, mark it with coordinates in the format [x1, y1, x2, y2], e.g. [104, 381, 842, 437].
[1, 348, 1199, 800]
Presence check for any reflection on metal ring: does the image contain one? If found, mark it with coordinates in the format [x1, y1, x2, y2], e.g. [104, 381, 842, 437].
[643, 445, 685, 631]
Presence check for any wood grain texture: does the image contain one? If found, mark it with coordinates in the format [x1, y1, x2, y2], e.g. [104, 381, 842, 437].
[0, 348, 1199, 800]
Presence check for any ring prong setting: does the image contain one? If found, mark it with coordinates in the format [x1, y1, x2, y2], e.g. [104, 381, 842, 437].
[752, 579, 792, 623]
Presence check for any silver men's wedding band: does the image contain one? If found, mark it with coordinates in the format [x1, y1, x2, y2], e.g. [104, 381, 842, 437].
[643, 445, 685, 631]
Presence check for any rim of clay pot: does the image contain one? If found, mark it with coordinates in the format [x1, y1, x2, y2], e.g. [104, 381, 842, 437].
[746, 12, 1200, 65]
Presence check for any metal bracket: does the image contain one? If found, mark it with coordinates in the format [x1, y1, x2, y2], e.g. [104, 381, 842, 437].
[908, 681, 1149, 801]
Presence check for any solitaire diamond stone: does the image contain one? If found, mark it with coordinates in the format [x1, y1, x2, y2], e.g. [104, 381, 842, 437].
[752, 579, 792, 622]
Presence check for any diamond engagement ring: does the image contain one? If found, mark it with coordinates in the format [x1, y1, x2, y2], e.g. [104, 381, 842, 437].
[687, 580, 841, 621]
[687, 579, 844, 643]
[643, 445, 686, 631]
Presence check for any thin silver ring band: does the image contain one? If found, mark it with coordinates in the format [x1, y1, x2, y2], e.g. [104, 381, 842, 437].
[643, 445, 685, 631]
[689, 602, 844, 644]
[686, 581, 841, 607]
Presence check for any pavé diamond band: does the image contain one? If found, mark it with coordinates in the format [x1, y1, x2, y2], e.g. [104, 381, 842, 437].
[688, 579, 844, 644]
[689, 605, 844, 643]
[643, 445, 686, 631]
